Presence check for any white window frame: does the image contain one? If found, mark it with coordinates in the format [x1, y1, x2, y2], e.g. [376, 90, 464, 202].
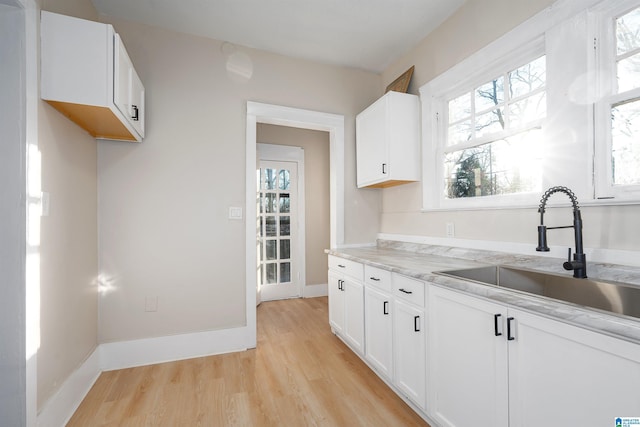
[430, 40, 546, 210]
[592, 0, 640, 201]
[421, 0, 639, 211]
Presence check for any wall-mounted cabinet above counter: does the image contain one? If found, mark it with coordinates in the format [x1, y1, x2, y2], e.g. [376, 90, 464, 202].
[356, 91, 420, 188]
[41, 11, 145, 142]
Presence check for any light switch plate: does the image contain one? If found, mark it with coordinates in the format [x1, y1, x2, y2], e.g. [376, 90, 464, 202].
[41, 192, 50, 217]
[229, 206, 243, 220]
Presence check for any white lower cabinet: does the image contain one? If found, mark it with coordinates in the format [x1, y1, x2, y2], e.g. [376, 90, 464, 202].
[428, 285, 640, 427]
[364, 286, 393, 380]
[343, 279, 365, 354]
[394, 298, 426, 410]
[328, 271, 346, 335]
[393, 274, 427, 410]
[328, 257, 365, 355]
[428, 286, 509, 427]
[507, 308, 640, 427]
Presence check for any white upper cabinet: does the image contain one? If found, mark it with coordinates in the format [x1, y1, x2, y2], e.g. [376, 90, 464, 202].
[356, 91, 420, 188]
[114, 34, 145, 139]
[41, 11, 145, 142]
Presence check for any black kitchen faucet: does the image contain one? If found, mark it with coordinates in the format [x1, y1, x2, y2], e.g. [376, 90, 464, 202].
[536, 186, 587, 278]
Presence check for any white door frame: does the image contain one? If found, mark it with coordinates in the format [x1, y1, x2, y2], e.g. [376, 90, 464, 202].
[257, 144, 306, 303]
[246, 102, 344, 347]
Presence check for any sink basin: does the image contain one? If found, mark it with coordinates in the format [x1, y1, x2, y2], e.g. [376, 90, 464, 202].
[436, 265, 640, 319]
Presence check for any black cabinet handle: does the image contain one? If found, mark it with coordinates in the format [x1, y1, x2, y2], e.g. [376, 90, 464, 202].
[131, 105, 139, 121]
[382, 163, 387, 174]
[338, 280, 344, 291]
[370, 277, 381, 281]
[383, 301, 389, 315]
[507, 317, 515, 341]
[337, 264, 346, 268]
[494, 314, 502, 337]
[399, 288, 413, 294]
[414, 315, 420, 332]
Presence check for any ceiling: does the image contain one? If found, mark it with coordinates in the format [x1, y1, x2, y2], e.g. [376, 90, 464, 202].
[90, 0, 466, 73]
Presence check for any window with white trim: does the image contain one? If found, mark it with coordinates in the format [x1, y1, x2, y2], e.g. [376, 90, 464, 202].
[421, 0, 640, 211]
[444, 55, 546, 200]
[594, 0, 640, 200]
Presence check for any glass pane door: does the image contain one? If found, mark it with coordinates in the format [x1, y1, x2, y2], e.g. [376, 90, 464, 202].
[257, 160, 299, 300]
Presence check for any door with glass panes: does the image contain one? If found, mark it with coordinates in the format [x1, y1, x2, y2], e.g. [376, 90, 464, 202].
[258, 160, 299, 300]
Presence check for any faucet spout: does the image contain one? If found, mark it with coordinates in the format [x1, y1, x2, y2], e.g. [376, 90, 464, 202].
[536, 186, 587, 278]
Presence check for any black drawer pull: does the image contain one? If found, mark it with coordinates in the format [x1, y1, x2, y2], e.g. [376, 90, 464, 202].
[414, 315, 420, 332]
[337, 264, 346, 268]
[507, 317, 515, 341]
[383, 301, 389, 315]
[370, 277, 381, 281]
[399, 288, 413, 294]
[494, 314, 502, 337]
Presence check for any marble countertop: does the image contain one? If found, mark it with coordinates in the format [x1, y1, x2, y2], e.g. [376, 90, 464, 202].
[328, 240, 640, 344]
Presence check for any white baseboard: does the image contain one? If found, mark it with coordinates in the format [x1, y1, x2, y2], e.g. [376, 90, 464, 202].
[303, 283, 328, 298]
[100, 325, 253, 371]
[38, 326, 253, 425]
[37, 347, 101, 427]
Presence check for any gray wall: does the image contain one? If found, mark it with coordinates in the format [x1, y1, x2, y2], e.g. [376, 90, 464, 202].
[96, 18, 381, 343]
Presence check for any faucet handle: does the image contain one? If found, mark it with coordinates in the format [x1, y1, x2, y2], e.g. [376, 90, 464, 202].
[563, 248, 573, 270]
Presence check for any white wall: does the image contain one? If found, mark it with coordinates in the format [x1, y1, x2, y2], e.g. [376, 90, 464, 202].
[97, 18, 381, 343]
[37, 102, 99, 408]
[379, 0, 640, 253]
[39, 0, 100, 411]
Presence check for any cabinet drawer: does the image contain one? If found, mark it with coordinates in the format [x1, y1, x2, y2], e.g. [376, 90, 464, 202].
[365, 265, 392, 291]
[328, 255, 364, 281]
[393, 274, 425, 307]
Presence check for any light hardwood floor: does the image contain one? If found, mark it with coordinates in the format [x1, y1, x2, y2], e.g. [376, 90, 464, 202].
[68, 297, 429, 426]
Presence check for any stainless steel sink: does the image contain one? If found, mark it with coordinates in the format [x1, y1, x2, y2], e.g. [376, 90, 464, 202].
[436, 265, 640, 319]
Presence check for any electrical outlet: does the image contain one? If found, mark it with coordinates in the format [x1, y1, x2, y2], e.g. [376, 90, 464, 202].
[145, 296, 158, 312]
[446, 222, 455, 238]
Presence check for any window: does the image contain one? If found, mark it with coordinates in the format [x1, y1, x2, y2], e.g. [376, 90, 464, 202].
[594, 0, 640, 200]
[444, 56, 546, 200]
[422, 34, 548, 210]
[421, 0, 640, 210]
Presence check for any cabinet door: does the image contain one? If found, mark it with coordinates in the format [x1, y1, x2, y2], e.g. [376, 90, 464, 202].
[114, 34, 145, 138]
[365, 286, 393, 379]
[508, 308, 640, 427]
[343, 278, 365, 355]
[114, 34, 133, 122]
[328, 271, 345, 334]
[356, 96, 388, 186]
[393, 299, 426, 409]
[428, 286, 509, 427]
[129, 67, 145, 137]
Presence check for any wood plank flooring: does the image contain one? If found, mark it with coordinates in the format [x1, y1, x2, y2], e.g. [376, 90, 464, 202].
[67, 297, 429, 426]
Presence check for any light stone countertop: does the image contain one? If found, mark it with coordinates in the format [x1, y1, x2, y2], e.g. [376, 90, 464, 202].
[327, 240, 640, 344]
